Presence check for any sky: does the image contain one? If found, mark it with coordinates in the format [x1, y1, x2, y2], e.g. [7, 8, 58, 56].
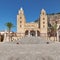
[0, 0, 60, 32]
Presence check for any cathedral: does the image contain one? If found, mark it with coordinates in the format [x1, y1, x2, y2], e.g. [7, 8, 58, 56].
[17, 8, 48, 38]
[0, 8, 60, 42]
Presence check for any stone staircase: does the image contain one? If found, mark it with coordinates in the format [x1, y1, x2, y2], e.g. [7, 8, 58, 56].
[11, 36, 53, 44]
[0, 36, 58, 60]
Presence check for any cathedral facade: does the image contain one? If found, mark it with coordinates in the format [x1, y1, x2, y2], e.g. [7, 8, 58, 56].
[17, 8, 48, 38]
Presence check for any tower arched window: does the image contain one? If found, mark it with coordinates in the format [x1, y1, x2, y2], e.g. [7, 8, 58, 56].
[43, 18, 45, 20]
[20, 17, 22, 19]
[43, 22, 45, 24]
[20, 25, 22, 27]
[43, 12, 44, 15]
[43, 25, 45, 28]
[20, 21, 22, 23]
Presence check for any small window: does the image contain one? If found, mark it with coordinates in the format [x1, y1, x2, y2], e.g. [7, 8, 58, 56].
[20, 21, 22, 23]
[43, 18, 45, 20]
[43, 22, 45, 24]
[20, 25, 22, 27]
[20, 17, 22, 19]
[43, 12, 44, 15]
[43, 25, 45, 28]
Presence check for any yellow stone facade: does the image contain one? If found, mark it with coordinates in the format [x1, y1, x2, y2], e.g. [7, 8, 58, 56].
[17, 8, 48, 38]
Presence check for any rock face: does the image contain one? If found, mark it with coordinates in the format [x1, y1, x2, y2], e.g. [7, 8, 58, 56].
[0, 36, 60, 60]
[47, 14, 60, 26]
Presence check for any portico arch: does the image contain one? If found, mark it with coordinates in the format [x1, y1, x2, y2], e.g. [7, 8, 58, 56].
[30, 30, 36, 36]
[25, 30, 28, 35]
[37, 30, 40, 36]
[25, 30, 40, 37]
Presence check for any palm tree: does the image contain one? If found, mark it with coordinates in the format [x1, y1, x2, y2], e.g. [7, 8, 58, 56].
[5, 22, 14, 41]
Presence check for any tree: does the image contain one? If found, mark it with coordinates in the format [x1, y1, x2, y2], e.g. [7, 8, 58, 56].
[52, 23, 57, 41]
[5, 22, 14, 41]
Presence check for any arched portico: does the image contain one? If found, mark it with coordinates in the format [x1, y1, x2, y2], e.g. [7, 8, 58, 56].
[25, 30, 40, 37]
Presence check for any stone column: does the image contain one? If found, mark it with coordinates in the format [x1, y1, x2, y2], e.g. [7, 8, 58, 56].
[57, 30, 60, 42]
[36, 30, 37, 37]
[28, 30, 30, 36]
[3, 33, 6, 42]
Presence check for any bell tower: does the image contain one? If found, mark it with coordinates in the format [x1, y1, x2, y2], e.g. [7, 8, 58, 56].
[40, 9, 48, 38]
[17, 8, 26, 38]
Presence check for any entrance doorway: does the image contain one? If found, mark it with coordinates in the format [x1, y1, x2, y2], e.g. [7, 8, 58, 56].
[30, 30, 35, 36]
